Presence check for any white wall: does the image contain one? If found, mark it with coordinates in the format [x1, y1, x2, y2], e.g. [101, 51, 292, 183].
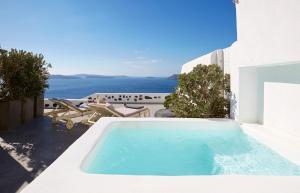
[238, 63, 300, 124]
[180, 0, 300, 128]
[223, 47, 231, 74]
[86, 93, 169, 104]
[181, 52, 212, 73]
[230, 0, 300, 122]
[238, 67, 258, 123]
[264, 82, 300, 138]
[235, 0, 300, 67]
[181, 50, 228, 74]
[256, 63, 300, 123]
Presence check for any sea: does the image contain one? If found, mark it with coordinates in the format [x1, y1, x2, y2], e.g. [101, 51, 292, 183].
[45, 77, 178, 99]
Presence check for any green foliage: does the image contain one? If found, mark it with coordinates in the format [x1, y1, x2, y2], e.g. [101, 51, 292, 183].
[164, 94, 173, 109]
[164, 64, 230, 118]
[0, 48, 51, 101]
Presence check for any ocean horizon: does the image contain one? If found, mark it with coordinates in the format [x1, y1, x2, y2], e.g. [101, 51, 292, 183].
[45, 76, 178, 99]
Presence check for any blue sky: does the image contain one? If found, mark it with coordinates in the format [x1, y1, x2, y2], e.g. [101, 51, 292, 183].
[0, 0, 236, 76]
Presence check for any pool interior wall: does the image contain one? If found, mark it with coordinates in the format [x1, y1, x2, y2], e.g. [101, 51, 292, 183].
[81, 121, 300, 176]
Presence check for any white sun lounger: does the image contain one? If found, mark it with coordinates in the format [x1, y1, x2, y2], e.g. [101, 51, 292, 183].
[45, 98, 95, 129]
[86, 103, 150, 124]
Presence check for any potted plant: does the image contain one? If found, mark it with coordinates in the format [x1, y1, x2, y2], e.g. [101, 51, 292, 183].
[0, 48, 51, 131]
[20, 50, 51, 118]
[0, 48, 22, 130]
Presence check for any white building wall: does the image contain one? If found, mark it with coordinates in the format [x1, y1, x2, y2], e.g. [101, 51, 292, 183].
[181, 0, 300, 134]
[223, 47, 231, 74]
[181, 52, 212, 73]
[235, 0, 300, 67]
[231, 0, 300, 124]
[264, 82, 300, 138]
[181, 49, 229, 74]
[238, 66, 258, 123]
[256, 63, 300, 123]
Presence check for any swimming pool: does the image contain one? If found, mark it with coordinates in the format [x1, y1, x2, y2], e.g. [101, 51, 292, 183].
[82, 121, 300, 176]
[21, 118, 300, 193]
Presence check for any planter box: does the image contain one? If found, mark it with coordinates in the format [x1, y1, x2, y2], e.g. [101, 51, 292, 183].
[0, 96, 44, 131]
[34, 94, 44, 117]
[0, 100, 22, 131]
[22, 98, 34, 124]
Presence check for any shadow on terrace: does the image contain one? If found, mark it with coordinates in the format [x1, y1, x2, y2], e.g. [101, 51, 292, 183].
[0, 117, 88, 193]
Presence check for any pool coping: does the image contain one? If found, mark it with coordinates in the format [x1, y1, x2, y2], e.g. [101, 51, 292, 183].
[21, 118, 300, 193]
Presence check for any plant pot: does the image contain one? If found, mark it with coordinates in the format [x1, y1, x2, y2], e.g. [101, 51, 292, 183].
[34, 94, 44, 117]
[21, 98, 34, 124]
[0, 100, 22, 131]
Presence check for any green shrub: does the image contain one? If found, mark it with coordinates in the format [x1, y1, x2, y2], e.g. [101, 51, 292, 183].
[0, 48, 51, 101]
[164, 64, 230, 118]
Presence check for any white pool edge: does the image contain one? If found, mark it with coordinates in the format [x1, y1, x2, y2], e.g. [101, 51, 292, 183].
[242, 123, 300, 165]
[21, 118, 300, 193]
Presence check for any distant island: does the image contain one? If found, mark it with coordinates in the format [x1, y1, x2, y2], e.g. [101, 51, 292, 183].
[50, 74, 179, 79]
[50, 74, 128, 79]
[50, 75, 81, 79]
[167, 74, 179, 80]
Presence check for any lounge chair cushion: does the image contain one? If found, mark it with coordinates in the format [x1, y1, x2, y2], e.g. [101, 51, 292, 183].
[124, 104, 145, 109]
[79, 103, 89, 109]
[113, 106, 144, 116]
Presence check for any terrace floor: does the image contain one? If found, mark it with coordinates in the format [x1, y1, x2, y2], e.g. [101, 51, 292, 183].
[0, 104, 164, 193]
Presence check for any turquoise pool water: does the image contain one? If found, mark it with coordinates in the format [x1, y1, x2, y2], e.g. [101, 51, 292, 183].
[82, 121, 300, 176]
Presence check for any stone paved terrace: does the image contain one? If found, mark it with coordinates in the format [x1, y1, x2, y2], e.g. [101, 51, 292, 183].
[0, 104, 164, 193]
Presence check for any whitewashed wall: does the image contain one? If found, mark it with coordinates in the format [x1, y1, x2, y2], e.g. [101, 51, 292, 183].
[85, 93, 169, 104]
[181, 52, 212, 73]
[181, 49, 228, 74]
[181, 0, 300, 130]
[264, 82, 300, 138]
[235, 0, 300, 67]
[238, 66, 258, 123]
[223, 47, 231, 74]
[230, 0, 300, 123]
[237, 63, 300, 123]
